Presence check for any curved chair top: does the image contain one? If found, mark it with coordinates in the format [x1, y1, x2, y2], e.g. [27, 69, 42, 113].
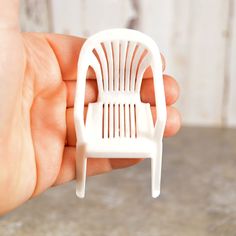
[80, 28, 161, 58]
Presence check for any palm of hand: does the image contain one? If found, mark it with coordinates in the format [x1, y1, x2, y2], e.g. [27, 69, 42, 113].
[0, 31, 66, 213]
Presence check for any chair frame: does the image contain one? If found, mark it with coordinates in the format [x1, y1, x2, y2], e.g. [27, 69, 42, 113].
[74, 29, 167, 198]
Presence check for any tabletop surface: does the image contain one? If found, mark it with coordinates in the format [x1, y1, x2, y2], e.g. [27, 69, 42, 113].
[1, 127, 236, 236]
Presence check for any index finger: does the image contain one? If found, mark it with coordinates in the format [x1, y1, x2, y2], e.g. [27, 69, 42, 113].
[45, 33, 166, 81]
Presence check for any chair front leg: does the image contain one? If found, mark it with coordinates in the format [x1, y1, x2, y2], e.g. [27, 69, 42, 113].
[76, 144, 87, 198]
[151, 141, 163, 198]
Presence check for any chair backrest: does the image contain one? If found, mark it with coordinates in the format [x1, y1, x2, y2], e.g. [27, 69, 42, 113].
[78, 29, 163, 104]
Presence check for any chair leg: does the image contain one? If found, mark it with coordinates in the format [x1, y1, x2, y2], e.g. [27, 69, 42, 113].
[75, 144, 87, 198]
[151, 142, 163, 198]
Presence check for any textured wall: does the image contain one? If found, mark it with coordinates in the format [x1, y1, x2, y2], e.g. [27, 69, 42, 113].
[20, 0, 51, 32]
[20, 0, 236, 127]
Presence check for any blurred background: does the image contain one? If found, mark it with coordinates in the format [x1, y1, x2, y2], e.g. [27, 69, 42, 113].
[19, 0, 236, 128]
[0, 1, 236, 236]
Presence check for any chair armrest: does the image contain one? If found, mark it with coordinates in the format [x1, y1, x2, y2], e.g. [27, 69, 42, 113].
[154, 117, 166, 140]
[151, 58, 167, 140]
[74, 52, 90, 145]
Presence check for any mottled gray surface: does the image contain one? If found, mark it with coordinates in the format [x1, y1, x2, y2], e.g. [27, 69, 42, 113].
[1, 127, 236, 236]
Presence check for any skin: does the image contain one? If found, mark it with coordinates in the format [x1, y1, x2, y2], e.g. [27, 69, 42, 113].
[0, 0, 181, 215]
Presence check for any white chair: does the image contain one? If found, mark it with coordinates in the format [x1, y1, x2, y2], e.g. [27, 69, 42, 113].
[74, 29, 167, 198]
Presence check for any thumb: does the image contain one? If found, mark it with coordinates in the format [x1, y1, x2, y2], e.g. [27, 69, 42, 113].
[0, 0, 19, 29]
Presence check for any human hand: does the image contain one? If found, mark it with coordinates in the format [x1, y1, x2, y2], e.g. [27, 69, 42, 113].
[0, 0, 181, 215]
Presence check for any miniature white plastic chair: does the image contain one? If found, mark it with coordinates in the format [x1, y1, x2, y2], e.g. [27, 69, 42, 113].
[74, 29, 167, 198]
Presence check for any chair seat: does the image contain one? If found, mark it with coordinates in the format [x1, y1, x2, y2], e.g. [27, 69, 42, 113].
[85, 102, 155, 158]
[86, 138, 156, 158]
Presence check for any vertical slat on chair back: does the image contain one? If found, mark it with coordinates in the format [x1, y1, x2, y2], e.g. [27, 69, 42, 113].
[90, 40, 152, 96]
